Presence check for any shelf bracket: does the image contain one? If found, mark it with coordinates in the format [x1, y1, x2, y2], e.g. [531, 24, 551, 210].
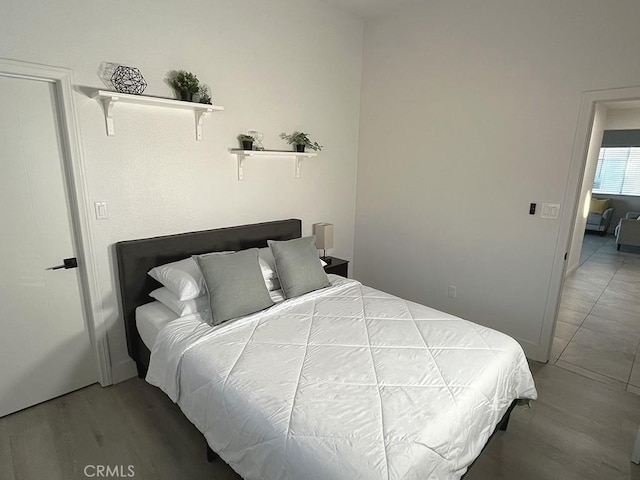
[92, 90, 223, 140]
[195, 110, 210, 141]
[295, 156, 304, 179]
[228, 149, 317, 181]
[100, 96, 118, 136]
[237, 153, 246, 181]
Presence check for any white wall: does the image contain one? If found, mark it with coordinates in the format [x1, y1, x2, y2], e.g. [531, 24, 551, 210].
[566, 105, 607, 275]
[606, 108, 640, 129]
[355, 0, 640, 360]
[1, 0, 363, 381]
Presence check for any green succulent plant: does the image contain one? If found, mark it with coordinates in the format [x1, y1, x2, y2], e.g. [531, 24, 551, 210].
[198, 84, 212, 104]
[168, 70, 200, 94]
[279, 131, 323, 151]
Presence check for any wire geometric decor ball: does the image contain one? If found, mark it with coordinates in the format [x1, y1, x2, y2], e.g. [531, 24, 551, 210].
[111, 66, 147, 95]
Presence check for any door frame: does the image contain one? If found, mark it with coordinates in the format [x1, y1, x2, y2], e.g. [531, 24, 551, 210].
[541, 84, 640, 361]
[0, 58, 111, 385]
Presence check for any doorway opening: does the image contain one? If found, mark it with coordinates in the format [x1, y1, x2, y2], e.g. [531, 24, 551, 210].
[545, 88, 640, 392]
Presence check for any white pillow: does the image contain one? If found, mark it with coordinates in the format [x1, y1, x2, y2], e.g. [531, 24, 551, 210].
[148, 257, 206, 301]
[148, 252, 232, 300]
[149, 287, 209, 317]
[269, 289, 285, 303]
[258, 247, 281, 291]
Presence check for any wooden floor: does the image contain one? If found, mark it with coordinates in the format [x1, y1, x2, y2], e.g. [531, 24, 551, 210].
[2, 362, 640, 479]
[0, 377, 238, 480]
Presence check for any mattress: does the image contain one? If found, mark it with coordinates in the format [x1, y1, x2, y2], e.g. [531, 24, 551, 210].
[146, 277, 537, 479]
[135, 301, 178, 350]
[137, 291, 287, 350]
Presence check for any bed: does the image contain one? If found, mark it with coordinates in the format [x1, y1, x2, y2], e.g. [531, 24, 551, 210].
[116, 218, 537, 480]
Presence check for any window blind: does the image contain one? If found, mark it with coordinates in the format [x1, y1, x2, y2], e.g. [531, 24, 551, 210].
[593, 147, 640, 196]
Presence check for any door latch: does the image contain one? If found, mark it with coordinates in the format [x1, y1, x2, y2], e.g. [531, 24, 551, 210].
[46, 257, 78, 270]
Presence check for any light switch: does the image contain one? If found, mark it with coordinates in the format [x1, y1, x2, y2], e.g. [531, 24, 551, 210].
[95, 201, 109, 220]
[540, 202, 560, 220]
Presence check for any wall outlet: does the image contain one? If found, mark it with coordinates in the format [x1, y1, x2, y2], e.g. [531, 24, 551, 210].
[448, 285, 456, 298]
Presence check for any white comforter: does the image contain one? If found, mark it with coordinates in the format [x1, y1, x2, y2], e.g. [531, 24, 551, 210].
[147, 276, 537, 479]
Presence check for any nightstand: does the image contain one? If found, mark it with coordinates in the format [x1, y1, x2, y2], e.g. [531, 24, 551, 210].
[322, 256, 349, 278]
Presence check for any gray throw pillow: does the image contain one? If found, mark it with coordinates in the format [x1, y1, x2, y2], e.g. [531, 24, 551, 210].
[194, 248, 274, 325]
[268, 236, 330, 299]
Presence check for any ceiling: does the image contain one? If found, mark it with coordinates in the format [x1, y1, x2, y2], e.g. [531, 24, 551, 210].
[319, 0, 415, 18]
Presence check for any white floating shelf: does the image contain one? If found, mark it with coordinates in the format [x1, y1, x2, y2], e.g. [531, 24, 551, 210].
[228, 149, 318, 181]
[92, 90, 224, 141]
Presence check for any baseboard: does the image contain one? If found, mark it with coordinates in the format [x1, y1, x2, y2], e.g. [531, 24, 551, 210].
[515, 337, 548, 363]
[110, 358, 138, 384]
[565, 263, 579, 278]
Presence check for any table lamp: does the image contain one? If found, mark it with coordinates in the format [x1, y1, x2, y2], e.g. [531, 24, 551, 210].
[313, 223, 333, 261]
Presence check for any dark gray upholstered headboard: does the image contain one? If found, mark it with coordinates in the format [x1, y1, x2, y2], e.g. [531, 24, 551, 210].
[115, 219, 302, 373]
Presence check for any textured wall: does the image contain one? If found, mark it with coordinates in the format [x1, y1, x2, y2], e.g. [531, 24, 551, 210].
[1, 0, 363, 381]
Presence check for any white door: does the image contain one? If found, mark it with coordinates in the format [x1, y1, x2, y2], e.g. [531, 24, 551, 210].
[0, 74, 97, 417]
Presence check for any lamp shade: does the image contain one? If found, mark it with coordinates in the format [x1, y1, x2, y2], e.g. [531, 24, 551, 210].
[313, 223, 334, 250]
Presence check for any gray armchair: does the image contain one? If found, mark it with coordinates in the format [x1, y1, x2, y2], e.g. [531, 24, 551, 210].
[616, 212, 640, 250]
[586, 207, 614, 235]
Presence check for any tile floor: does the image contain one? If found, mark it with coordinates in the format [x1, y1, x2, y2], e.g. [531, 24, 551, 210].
[552, 233, 640, 392]
[466, 361, 640, 480]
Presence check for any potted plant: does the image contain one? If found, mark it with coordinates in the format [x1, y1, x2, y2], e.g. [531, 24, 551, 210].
[237, 134, 255, 150]
[279, 132, 323, 152]
[198, 84, 212, 105]
[168, 70, 200, 102]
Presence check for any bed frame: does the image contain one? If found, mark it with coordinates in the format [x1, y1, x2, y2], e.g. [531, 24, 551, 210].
[115, 218, 302, 377]
[114, 217, 518, 471]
